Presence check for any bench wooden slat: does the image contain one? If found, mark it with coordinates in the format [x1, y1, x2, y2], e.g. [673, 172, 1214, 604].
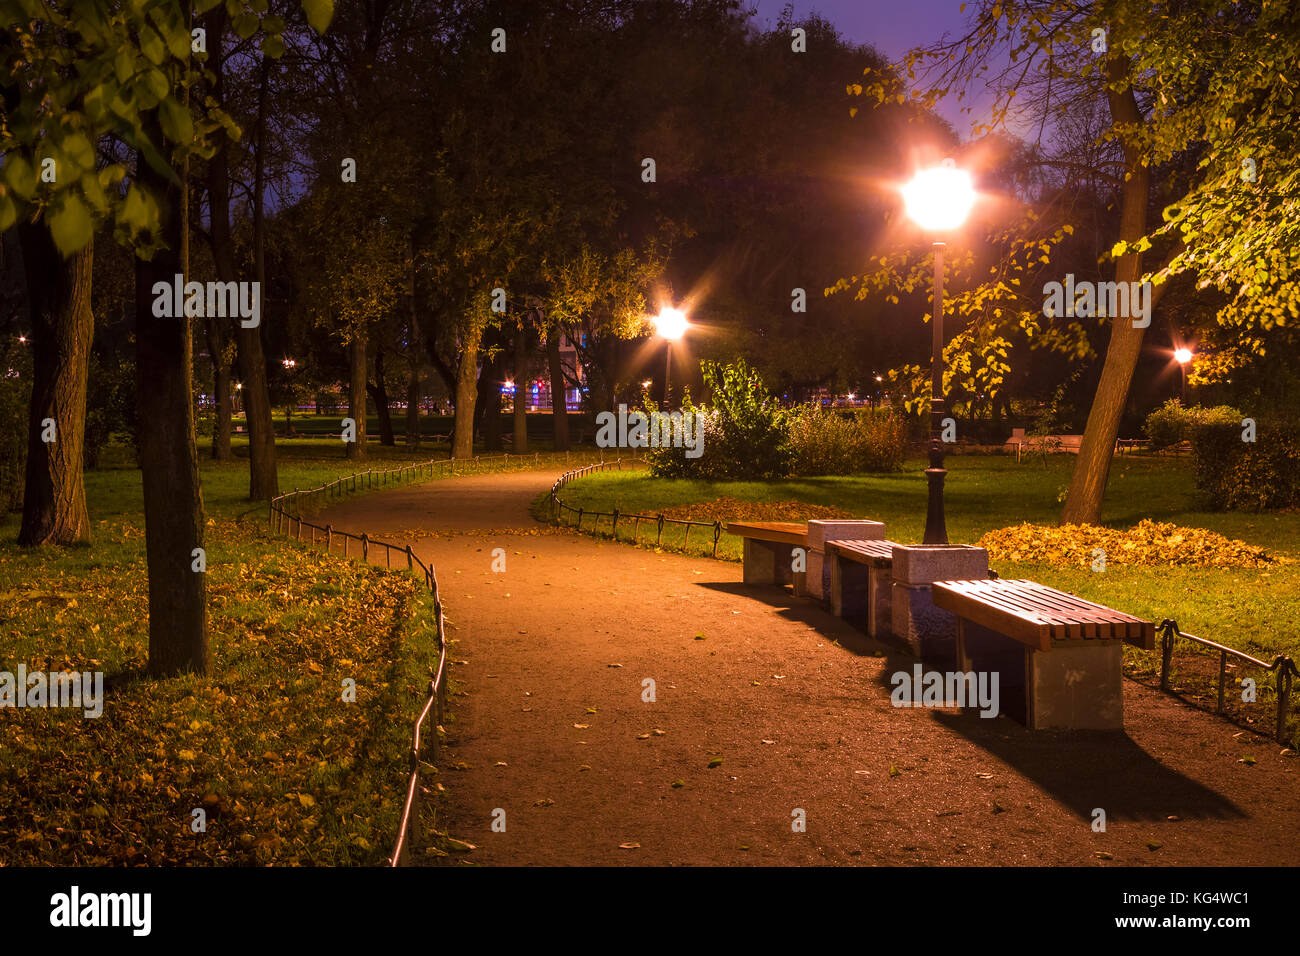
[932, 580, 1054, 650]
[827, 539, 899, 564]
[724, 521, 807, 545]
[933, 579, 1155, 651]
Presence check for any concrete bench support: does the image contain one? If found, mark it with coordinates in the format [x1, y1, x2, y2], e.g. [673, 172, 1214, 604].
[805, 520, 884, 601]
[890, 544, 989, 665]
[742, 538, 796, 586]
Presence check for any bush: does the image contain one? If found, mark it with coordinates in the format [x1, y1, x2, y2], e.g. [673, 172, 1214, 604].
[648, 359, 790, 480]
[85, 355, 137, 469]
[0, 342, 30, 513]
[786, 405, 907, 475]
[1145, 399, 1242, 448]
[1191, 420, 1300, 511]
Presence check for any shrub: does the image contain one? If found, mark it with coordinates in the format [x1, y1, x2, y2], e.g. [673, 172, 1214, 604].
[1145, 399, 1242, 448]
[643, 389, 717, 479]
[85, 355, 136, 469]
[786, 405, 907, 475]
[648, 360, 790, 480]
[1191, 419, 1300, 511]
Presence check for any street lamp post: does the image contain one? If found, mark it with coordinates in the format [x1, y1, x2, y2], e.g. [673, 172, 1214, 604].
[653, 307, 688, 407]
[901, 160, 977, 546]
[1174, 347, 1193, 404]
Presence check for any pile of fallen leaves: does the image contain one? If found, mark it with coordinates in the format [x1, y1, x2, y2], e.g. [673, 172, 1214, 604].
[657, 496, 852, 522]
[979, 519, 1282, 569]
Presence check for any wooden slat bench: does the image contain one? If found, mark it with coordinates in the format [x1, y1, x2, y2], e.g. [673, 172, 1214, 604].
[826, 539, 901, 638]
[931, 579, 1155, 729]
[726, 521, 807, 587]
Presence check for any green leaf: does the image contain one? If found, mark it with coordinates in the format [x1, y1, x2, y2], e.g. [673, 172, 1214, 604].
[61, 132, 96, 172]
[120, 185, 157, 232]
[4, 156, 36, 200]
[0, 193, 16, 233]
[301, 0, 334, 34]
[140, 25, 167, 65]
[262, 33, 286, 59]
[233, 13, 259, 38]
[50, 193, 93, 255]
[159, 98, 194, 145]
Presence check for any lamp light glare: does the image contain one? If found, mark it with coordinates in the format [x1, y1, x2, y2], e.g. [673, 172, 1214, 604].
[901, 162, 976, 231]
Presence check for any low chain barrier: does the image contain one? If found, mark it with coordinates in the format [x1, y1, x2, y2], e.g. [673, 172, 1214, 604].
[549, 462, 1298, 743]
[268, 449, 552, 866]
[1157, 619, 1298, 744]
[547, 458, 730, 556]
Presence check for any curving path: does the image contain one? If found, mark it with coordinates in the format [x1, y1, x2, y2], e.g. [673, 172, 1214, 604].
[318, 468, 1300, 866]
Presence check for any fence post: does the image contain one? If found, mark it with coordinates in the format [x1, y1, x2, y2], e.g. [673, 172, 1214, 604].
[1277, 661, 1293, 744]
[612, 508, 619, 539]
[362, 533, 369, 562]
[407, 545, 413, 570]
[1217, 649, 1228, 714]
[577, 507, 583, 531]
[1160, 621, 1175, 692]
[326, 525, 333, 552]
[713, 521, 722, 557]
[657, 515, 664, 546]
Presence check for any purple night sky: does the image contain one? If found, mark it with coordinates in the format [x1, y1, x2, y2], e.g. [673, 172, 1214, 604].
[745, 0, 1002, 138]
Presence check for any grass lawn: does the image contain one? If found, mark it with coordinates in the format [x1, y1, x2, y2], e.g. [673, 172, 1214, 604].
[541, 453, 1300, 742]
[0, 438, 576, 866]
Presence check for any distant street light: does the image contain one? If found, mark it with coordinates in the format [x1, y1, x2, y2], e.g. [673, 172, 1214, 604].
[653, 306, 689, 406]
[902, 159, 977, 545]
[1174, 347, 1193, 403]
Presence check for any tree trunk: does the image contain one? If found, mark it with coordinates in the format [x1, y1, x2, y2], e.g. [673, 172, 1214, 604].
[1061, 63, 1151, 525]
[452, 326, 482, 458]
[369, 343, 395, 446]
[480, 346, 503, 451]
[205, 319, 232, 460]
[17, 225, 93, 546]
[134, 124, 208, 676]
[348, 332, 368, 461]
[208, 12, 276, 498]
[513, 320, 528, 453]
[405, 234, 421, 448]
[546, 326, 569, 451]
[405, 370, 420, 447]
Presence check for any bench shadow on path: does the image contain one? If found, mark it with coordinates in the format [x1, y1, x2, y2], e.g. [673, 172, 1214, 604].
[700, 581, 1246, 824]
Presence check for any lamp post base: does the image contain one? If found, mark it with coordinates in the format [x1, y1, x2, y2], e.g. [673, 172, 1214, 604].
[923, 466, 948, 545]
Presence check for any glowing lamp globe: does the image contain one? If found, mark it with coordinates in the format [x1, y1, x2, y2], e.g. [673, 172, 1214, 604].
[654, 307, 689, 341]
[902, 162, 976, 231]
[1174, 348, 1193, 364]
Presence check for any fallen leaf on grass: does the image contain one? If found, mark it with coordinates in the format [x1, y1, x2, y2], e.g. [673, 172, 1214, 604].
[888, 764, 901, 777]
[708, 757, 723, 768]
[446, 838, 476, 853]
[618, 842, 640, 850]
